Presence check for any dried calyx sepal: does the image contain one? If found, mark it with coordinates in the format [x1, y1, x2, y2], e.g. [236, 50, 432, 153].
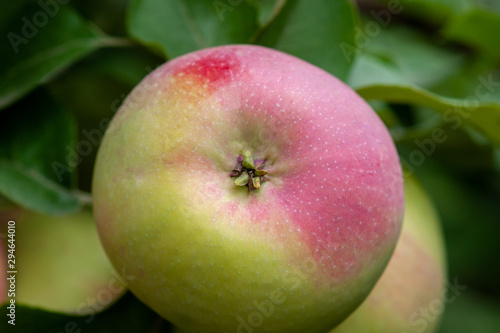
[230, 150, 268, 191]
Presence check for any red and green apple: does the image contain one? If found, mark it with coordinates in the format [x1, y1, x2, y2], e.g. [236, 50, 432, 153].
[92, 45, 404, 333]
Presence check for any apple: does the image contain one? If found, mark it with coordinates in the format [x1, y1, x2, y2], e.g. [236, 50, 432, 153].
[331, 178, 446, 333]
[92, 45, 404, 333]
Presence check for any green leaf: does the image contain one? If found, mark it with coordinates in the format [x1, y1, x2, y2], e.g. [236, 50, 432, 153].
[0, 4, 110, 109]
[246, 0, 287, 28]
[382, 1, 500, 59]
[360, 85, 500, 148]
[348, 54, 409, 88]
[376, 0, 473, 24]
[255, 0, 358, 81]
[127, 0, 259, 59]
[356, 23, 464, 89]
[0, 292, 167, 332]
[72, 0, 131, 36]
[128, 0, 357, 79]
[0, 0, 31, 32]
[349, 54, 500, 148]
[347, 54, 409, 88]
[443, 9, 500, 60]
[428, 56, 500, 105]
[0, 161, 83, 215]
[0, 90, 83, 215]
[45, 47, 165, 193]
[377, 0, 500, 58]
[440, 293, 500, 333]
[411, 161, 500, 296]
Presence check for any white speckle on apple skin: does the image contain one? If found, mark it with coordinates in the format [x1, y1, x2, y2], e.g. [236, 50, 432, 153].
[93, 45, 404, 333]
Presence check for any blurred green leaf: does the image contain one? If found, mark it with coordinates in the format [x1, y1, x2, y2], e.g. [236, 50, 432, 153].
[0, 162, 83, 215]
[127, 0, 259, 59]
[246, 0, 287, 28]
[348, 54, 409, 87]
[0, 3, 112, 110]
[256, 0, 358, 81]
[128, 0, 357, 80]
[443, 9, 500, 60]
[0, 90, 84, 215]
[0, 0, 31, 32]
[73, 0, 131, 36]
[47, 48, 163, 192]
[407, 0, 472, 12]
[439, 292, 500, 333]
[0, 292, 169, 333]
[378, 1, 500, 60]
[406, 157, 500, 296]
[0, 90, 76, 187]
[376, 0, 473, 25]
[357, 23, 464, 89]
[430, 58, 500, 102]
[349, 54, 500, 148]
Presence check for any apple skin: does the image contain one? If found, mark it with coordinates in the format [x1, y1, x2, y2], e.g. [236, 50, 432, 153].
[331, 178, 446, 333]
[92, 45, 404, 333]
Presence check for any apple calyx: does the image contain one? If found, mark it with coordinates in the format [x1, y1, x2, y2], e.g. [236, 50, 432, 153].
[230, 150, 267, 191]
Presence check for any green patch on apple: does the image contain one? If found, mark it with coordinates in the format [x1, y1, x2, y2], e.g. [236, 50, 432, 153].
[170, 178, 447, 333]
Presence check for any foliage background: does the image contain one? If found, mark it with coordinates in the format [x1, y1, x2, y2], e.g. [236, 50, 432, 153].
[0, 0, 499, 332]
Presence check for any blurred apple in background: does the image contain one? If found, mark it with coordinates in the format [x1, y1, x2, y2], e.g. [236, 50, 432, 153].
[331, 177, 447, 333]
[93, 45, 404, 333]
[9, 210, 125, 314]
